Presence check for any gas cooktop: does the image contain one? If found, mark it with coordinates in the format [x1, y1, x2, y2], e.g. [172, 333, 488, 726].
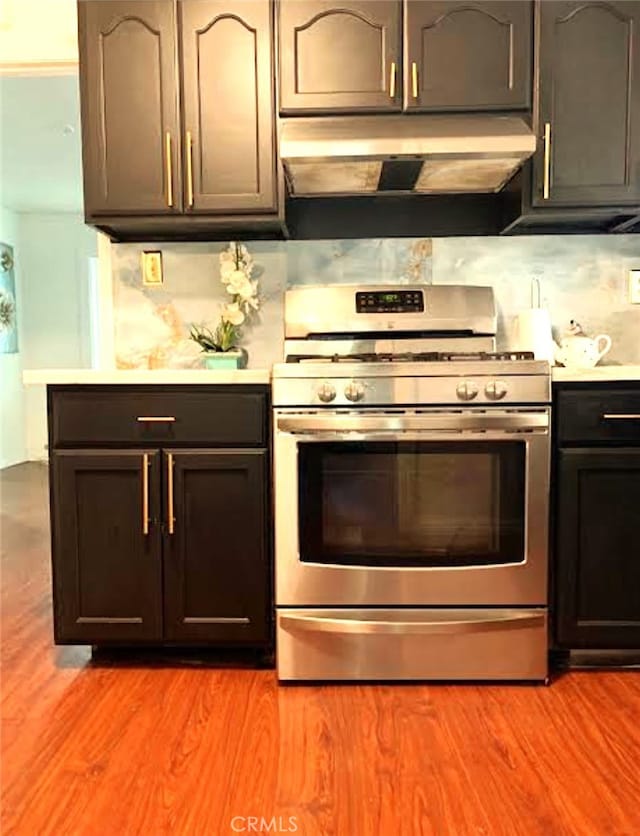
[274, 284, 550, 405]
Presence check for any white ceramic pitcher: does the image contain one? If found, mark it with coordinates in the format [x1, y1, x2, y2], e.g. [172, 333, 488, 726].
[555, 333, 612, 369]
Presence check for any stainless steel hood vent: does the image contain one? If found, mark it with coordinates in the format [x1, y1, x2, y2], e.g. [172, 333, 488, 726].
[281, 115, 537, 196]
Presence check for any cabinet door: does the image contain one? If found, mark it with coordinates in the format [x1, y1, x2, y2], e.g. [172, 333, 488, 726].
[51, 450, 163, 643]
[405, 1, 532, 111]
[279, 0, 402, 113]
[163, 450, 270, 644]
[535, 1, 640, 207]
[555, 449, 640, 649]
[78, 1, 181, 215]
[180, 0, 277, 214]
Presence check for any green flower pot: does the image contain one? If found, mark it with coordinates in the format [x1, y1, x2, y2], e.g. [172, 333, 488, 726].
[203, 349, 248, 370]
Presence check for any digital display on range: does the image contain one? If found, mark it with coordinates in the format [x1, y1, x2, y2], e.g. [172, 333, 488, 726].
[356, 290, 425, 313]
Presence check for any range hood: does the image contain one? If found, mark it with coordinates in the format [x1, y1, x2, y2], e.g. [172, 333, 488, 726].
[281, 115, 537, 197]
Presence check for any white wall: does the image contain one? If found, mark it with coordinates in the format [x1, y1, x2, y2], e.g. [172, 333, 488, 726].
[0, 203, 26, 468]
[0, 0, 78, 72]
[18, 213, 97, 460]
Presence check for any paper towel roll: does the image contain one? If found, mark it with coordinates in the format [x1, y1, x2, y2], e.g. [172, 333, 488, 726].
[513, 309, 555, 363]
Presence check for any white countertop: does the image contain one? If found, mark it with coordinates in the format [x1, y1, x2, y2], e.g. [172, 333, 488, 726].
[23, 368, 271, 385]
[552, 365, 640, 383]
[23, 365, 640, 386]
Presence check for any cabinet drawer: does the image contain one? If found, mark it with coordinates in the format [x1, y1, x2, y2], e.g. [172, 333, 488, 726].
[277, 608, 548, 680]
[557, 388, 640, 444]
[50, 387, 268, 447]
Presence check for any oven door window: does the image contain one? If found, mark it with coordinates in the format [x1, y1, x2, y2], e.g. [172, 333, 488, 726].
[298, 441, 526, 567]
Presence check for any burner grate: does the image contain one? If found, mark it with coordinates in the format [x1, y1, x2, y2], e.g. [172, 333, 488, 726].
[288, 350, 535, 364]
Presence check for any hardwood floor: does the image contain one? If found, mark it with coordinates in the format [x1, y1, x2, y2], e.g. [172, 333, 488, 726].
[2, 462, 640, 836]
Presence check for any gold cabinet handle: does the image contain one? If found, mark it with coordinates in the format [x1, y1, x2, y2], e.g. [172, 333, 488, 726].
[603, 414, 640, 420]
[165, 131, 174, 208]
[186, 130, 194, 208]
[142, 453, 150, 536]
[411, 62, 419, 99]
[542, 122, 551, 200]
[137, 416, 176, 423]
[167, 453, 175, 535]
[389, 61, 397, 99]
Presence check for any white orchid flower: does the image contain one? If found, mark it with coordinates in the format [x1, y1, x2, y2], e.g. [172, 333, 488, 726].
[237, 279, 257, 299]
[225, 269, 254, 300]
[227, 268, 249, 287]
[222, 302, 245, 326]
[220, 261, 236, 282]
[240, 281, 259, 309]
[226, 279, 253, 298]
[213, 243, 259, 350]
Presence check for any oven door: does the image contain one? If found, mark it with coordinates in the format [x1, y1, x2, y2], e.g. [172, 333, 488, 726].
[274, 408, 550, 606]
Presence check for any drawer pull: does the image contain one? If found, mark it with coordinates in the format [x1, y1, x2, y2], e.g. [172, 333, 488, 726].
[142, 453, 150, 536]
[137, 416, 176, 423]
[281, 612, 545, 635]
[167, 453, 175, 535]
[603, 414, 640, 420]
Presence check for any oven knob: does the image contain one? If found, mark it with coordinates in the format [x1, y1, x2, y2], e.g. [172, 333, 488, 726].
[456, 380, 479, 401]
[485, 380, 508, 400]
[317, 382, 337, 403]
[344, 381, 365, 402]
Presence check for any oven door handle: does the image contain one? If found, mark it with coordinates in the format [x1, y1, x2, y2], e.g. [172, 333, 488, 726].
[277, 412, 549, 435]
[280, 612, 546, 635]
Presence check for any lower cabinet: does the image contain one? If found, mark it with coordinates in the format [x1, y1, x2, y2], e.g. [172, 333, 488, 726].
[52, 450, 163, 643]
[48, 385, 272, 649]
[555, 448, 640, 649]
[554, 383, 640, 650]
[163, 449, 268, 643]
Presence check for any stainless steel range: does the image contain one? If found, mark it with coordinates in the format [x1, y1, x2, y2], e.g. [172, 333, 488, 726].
[273, 284, 551, 682]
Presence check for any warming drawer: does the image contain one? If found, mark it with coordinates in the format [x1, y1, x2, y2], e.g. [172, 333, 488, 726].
[277, 609, 548, 681]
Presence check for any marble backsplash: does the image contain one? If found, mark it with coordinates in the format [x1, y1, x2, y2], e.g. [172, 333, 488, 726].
[111, 235, 640, 369]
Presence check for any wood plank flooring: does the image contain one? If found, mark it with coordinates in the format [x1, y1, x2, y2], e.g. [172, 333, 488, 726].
[1, 462, 640, 836]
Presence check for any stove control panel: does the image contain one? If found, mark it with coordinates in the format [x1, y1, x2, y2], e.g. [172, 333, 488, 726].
[316, 382, 336, 403]
[344, 381, 365, 402]
[456, 380, 479, 401]
[356, 290, 424, 314]
[485, 380, 508, 400]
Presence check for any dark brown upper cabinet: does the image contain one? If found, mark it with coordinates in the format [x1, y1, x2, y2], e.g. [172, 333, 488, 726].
[278, 1, 530, 114]
[78, 0, 277, 221]
[179, 0, 276, 213]
[534, 1, 640, 207]
[404, 1, 532, 111]
[78, 1, 181, 215]
[278, 1, 403, 113]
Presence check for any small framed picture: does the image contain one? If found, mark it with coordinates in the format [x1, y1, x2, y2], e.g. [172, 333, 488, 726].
[141, 251, 163, 286]
[0, 243, 18, 354]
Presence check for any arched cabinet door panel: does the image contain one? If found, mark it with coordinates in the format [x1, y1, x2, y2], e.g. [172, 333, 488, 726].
[534, 1, 640, 207]
[404, 1, 532, 111]
[78, 1, 181, 216]
[279, 0, 402, 113]
[180, 0, 277, 213]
